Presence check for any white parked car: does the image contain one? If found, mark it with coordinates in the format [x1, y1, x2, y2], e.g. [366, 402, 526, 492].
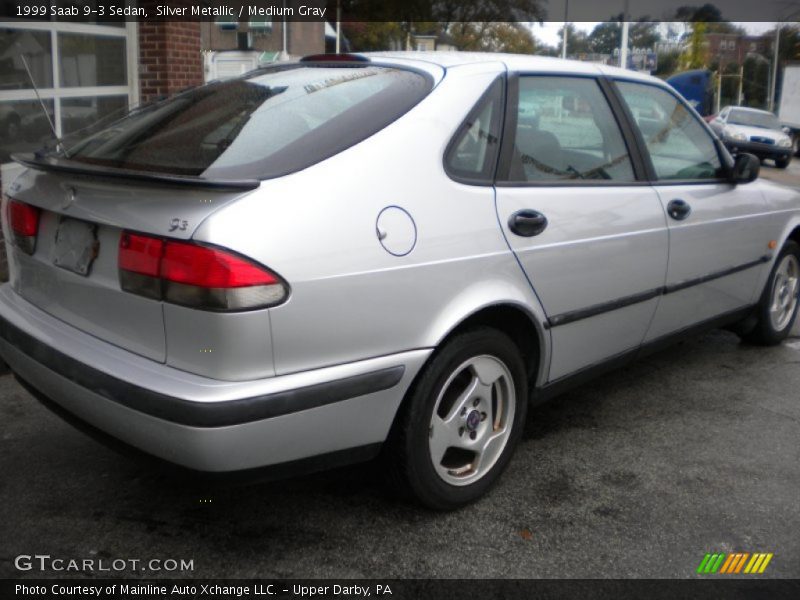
[710, 106, 793, 168]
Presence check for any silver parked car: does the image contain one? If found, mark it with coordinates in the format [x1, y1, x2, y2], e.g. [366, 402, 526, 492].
[709, 106, 794, 168]
[1, 53, 799, 510]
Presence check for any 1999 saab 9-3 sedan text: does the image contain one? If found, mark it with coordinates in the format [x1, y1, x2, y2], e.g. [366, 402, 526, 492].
[1, 53, 799, 509]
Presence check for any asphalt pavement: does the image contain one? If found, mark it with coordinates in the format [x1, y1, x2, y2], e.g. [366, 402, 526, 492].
[759, 157, 800, 189]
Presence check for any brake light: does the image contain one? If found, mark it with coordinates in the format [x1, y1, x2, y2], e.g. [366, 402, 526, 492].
[119, 233, 163, 276]
[5, 199, 40, 254]
[300, 53, 369, 63]
[118, 232, 288, 311]
[161, 242, 278, 288]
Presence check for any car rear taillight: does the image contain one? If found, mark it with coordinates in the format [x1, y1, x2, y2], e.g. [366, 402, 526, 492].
[119, 232, 288, 311]
[4, 199, 40, 255]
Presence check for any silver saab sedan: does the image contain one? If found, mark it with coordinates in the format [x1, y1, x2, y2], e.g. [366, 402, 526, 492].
[1, 53, 799, 510]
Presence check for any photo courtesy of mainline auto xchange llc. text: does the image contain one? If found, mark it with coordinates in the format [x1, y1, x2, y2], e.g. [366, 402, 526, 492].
[13, 583, 393, 597]
[0, 0, 799, 596]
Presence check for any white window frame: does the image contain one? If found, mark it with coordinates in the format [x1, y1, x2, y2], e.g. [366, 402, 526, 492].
[0, 20, 139, 138]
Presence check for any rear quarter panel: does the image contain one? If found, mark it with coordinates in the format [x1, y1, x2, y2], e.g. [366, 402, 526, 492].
[755, 179, 800, 291]
[192, 62, 550, 380]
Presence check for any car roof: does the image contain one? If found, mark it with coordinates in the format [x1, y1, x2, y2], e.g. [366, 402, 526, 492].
[364, 51, 662, 85]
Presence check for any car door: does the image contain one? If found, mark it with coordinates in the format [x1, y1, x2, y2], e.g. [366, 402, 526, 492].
[494, 74, 669, 381]
[612, 80, 774, 341]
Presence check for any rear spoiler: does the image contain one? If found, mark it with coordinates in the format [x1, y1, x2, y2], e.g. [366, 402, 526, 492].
[11, 153, 260, 191]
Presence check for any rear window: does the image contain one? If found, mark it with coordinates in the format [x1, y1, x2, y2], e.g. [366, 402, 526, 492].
[61, 64, 432, 180]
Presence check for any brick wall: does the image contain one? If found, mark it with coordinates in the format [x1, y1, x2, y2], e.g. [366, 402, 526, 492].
[138, 21, 204, 104]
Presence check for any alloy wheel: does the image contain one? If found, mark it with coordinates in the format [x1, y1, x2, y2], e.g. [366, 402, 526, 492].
[428, 355, 516, 486]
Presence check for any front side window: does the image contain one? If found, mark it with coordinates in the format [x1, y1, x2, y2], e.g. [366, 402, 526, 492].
[61, 64, 432, 180]
[615, 81, 723, 181]
[504, 76, 635, 183]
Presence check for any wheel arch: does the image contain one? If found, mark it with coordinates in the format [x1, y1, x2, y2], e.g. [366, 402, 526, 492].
[787, 223, 800, 248]
[436, 303, 547, 386]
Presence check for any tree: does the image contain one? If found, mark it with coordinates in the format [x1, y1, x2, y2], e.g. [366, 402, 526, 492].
[450, 22, 536, 54]
[654, 51, 681, 77]
[558, 23, 591, 56]
[630, 22, 661, 50]
[341, 22, 405, 51]
[339, 0, 546, 28]
[338, 1, 546, 53]
[741, 54, 770, 108]
[588, 21, 621, 54]
[680, 21, 709, 70]
[673, 4, 743, 34]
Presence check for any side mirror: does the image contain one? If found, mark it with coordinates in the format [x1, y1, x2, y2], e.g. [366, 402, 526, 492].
[782, 126, 791, 134]
[731, 152, 760, 184]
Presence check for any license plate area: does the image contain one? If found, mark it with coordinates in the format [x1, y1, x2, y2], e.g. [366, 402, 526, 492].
[52, 217, 99, 277]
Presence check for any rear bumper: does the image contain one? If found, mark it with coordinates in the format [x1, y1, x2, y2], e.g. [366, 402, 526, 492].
[0, 285, 431, 472]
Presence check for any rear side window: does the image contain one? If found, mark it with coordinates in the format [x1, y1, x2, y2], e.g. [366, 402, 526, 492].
[62, 64, 432, 180]
[503, 76, 635, 183]
[444, 77, 504, 183]
[615, 81, 723, 181]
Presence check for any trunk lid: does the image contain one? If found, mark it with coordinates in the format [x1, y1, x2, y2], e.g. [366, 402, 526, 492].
[4, 167, 252, 363]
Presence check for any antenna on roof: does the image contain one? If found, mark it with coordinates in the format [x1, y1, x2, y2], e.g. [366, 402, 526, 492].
[15, 43, 67, 157]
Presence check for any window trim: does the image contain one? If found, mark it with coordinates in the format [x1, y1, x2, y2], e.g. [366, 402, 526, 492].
[607, 77, 735, 186]
[494, 72, 648, 188]
[443, 74, 506, 186]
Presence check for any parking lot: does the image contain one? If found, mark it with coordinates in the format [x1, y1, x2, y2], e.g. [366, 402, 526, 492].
[1, 162, 800, 581]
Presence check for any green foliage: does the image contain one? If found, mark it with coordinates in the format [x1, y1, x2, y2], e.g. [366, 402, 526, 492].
[654, 51, 681, 77]
[742, 55, 770, 108]
[338, 0, 546, 25]
[341, 22, 404, 51]
[680, 22, 708, 69]
[453, 22, 536, 54]
[588, 21, 620, 55]
[558, 24, 591, 56]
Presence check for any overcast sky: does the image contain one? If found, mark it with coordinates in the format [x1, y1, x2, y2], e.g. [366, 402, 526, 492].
[531, 21, 779, 48]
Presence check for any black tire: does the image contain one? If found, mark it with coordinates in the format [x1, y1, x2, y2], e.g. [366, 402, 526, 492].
[384, 327, 528, 510]
[775, 156, 791, 169]
[739, 240, 800, 346]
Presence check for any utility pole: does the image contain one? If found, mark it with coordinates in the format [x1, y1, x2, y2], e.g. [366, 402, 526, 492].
[769, 24, 780, 111]
[281, 0, 288, 58]
[619, 0, 630, 69]
[561, 0, 569, 59]
[737, 64, 744, 105]
[335, 0, 341, 53]
[620, 22, 629, 68]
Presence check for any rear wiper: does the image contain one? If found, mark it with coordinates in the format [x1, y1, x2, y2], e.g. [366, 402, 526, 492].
[12, 153, 260, 191]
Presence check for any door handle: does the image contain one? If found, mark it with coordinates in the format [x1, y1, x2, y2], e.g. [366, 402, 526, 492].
[667, 199, 692, 221]
[509, 209, 548, 237]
